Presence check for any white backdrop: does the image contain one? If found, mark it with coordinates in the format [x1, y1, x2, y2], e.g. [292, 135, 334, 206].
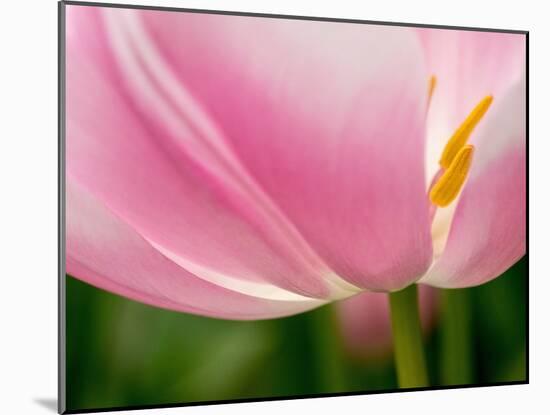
[0, 0, 545, 414]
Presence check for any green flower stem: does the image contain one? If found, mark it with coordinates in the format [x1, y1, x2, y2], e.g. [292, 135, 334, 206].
[309, 303, 347, 392]
[389, 284, 429, 388]
[439, 288, 473, 385]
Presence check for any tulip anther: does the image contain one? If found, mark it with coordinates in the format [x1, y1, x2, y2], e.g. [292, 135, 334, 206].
[428, 75, 437, 106]
[429, 145, 475, 207]
[438, 95, 493, 169]
[429, 94, 493, 207]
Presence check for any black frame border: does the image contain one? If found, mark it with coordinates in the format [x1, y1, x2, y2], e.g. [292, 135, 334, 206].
[58, 1, 530, 414]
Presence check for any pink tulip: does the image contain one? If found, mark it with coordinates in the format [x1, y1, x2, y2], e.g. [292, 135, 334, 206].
[65, 6, 526, 320]
[337, 287, 438, 359]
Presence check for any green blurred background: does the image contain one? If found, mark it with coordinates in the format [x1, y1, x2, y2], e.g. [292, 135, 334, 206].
[66, 257, 526, 412]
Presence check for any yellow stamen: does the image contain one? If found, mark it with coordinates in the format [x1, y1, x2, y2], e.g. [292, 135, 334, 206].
[439, 95, 493, 169]
[430, 145, 475, 207]
[428, 75, 437, 105]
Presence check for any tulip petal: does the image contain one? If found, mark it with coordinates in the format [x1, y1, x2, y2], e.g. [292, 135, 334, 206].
[136, 9, 433, 291]
[418, 28, 526, 181]
[420, 76, 526, 288]
[66, 177, 324, 319]
[66, 6, 354, 299]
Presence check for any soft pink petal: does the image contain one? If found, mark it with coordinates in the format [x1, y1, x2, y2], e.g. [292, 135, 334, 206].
[136, 9, 433, 291]
[66, 177, 324, 320]
[418, 28, 526, 180]
[420, 76, 526, 288]
[338, 286, 438, 359]
[66, 5, 342, 299]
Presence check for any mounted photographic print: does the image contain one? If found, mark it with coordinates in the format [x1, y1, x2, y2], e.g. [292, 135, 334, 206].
[59, 1, 528, 413]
